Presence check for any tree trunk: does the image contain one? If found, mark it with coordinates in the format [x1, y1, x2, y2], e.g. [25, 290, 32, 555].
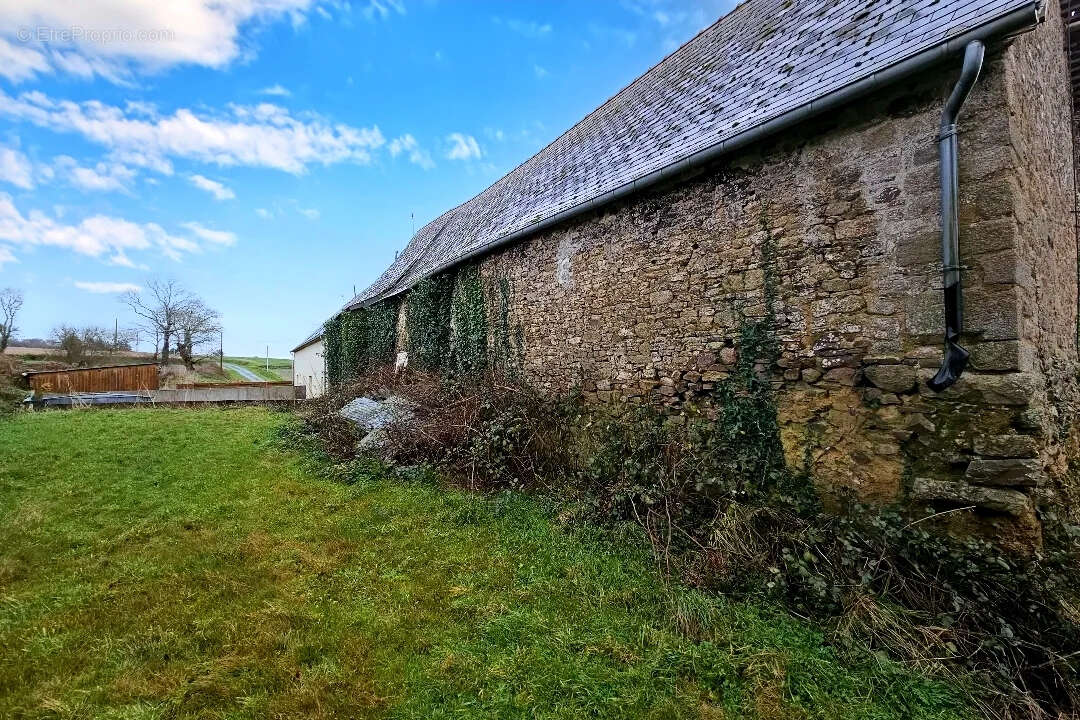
[160, 327, 171, 366]
[180, 330, 195, 370]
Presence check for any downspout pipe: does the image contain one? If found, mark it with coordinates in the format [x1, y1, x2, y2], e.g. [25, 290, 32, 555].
[927, 40, 985, 392]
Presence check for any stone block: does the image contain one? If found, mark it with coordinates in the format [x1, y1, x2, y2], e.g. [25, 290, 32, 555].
[911, 478, 1031, 516]
[968, 341, 1022, 372]
[972, 434, 1038, 459]
[863, 364, 916, 393]
[965, 458, 1042, 487]
[964, 289, 1020, 341]
[835, 215, 877, 240]
[918, 370, 1035, 406]
[906, 291, 945, 338]
[823, 367, 857, 386]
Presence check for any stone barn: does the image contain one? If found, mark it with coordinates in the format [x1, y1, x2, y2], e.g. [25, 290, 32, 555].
[306, 0, 1080, 547]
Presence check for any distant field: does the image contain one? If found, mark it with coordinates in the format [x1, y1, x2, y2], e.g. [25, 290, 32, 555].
[5, 346, 153, 359]
[224, 355, 293, 382]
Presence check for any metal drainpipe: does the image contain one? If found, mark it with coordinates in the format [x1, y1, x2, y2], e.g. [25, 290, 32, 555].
[928, 40, 986, 392]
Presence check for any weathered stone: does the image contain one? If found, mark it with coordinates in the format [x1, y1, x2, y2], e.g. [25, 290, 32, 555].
[911, 478, 1032, 516]
[801, 368, 822, 383]
[972, 434, 1039, 459]
[918, 370, 1035, 406]
[863, 364, 916, 393]
[823, 367, 857, 386]
[835, 215, 876, 239]
[965, 458, 1042, 487]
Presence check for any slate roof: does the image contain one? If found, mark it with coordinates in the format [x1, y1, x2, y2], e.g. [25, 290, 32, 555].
[337, 0, 1040, 316]
[291, 324, 324, 353]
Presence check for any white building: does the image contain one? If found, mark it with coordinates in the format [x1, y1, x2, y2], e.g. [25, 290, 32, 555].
[291, 326, 325, 398]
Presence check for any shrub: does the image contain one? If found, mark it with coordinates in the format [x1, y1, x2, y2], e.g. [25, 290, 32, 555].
[303, 363, 1080, 718]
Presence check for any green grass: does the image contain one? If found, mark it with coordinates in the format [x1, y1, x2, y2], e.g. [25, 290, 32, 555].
[0, 409, 973, 719]
[224, 356, 292, 382]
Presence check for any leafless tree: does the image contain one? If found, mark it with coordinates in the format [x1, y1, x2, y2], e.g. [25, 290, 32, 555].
[174, 299, 221, 370]
[121, 280, 195, 366]
[0, 287, 23, 353]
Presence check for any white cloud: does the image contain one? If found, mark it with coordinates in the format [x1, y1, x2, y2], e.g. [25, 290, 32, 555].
[75, 281, 141, 294]
[0, 1, 324, 83]
[495, 18, 552, 38]
[189, 174, 235, 200]
[296, 206, 320, 220]
[182, 221, 237, 246]
[360, 0, 406, 22]
[54, 156, 135, 192]
[0, 245, 16, 267]
[255, 207, 272, 219]
[0, 37, 50, 83]
[445, 133, 482, 161]
[533, 64, 549, 78]
[0, 147, 135, 193]
[0, 192, 204, 265]
[258, 84, 292, 97]
[0, 146, 34, 189]
[388, 133, 434, 170]
[0, 89, 386, 175]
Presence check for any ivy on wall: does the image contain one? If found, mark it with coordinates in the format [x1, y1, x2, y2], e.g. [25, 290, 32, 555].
[323, 314, 344, 388]
[324, 263, 519, 386]
[492, 276, 523, 379]
[324, 298, 401, 387]
[450, 264, 488, 377]
[405, 274, 454, 371]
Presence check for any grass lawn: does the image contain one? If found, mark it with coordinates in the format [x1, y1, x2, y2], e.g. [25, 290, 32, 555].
[0, 408, 973, 719]
[224, 356, 293, 382]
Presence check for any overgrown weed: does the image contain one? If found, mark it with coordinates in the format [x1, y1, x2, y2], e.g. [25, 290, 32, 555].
[291, 364, 1080, 719]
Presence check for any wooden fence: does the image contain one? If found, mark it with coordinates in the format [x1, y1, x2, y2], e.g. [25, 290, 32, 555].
[24, 363, 159, 394]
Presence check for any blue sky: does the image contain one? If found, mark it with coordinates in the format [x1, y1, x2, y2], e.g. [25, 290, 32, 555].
[0, 0, 733, 356]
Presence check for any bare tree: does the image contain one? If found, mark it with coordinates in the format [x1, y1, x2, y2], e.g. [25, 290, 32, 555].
[174, 300, 221, 370]
[121, 280, 194, 366]
[0, 287, 23, 353]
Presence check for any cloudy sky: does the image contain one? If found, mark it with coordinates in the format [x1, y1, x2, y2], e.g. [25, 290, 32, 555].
[0, 0, 734, 355]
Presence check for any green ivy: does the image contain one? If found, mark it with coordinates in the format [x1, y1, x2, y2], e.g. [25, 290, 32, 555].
[492, 276, 522, 379]
[323, 299, 399, 387]
[323, 314, 344, 388]
[405, 273, 454, 371]
[450, 265, 488, 377]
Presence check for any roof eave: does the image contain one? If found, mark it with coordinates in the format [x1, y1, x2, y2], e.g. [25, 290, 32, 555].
[344, 1, 1043, 313]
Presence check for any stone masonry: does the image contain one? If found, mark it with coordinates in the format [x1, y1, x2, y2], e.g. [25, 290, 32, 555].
[391, 8, 1078, 549]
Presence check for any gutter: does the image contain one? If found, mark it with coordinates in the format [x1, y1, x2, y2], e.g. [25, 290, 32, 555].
[927, 40, 986, 391]
[360, 2, 1042, 308]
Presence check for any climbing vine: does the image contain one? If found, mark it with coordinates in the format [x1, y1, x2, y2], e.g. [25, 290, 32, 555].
[449, 264, 488, 377]
[405, 273, 454, 371]
[323, 299, 399, 387]
[491, 276, 523, 379]
[697, 210, 805, 507]
[323, 314, 344, 388]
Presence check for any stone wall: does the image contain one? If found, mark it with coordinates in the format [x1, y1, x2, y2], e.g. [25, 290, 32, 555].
[395, 13, 1076, 548]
